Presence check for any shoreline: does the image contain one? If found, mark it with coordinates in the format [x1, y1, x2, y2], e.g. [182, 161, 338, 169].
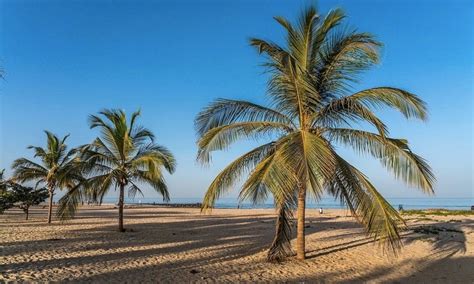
[75, 202, 474, 211]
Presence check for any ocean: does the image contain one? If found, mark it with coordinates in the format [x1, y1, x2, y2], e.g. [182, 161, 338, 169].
[99, 197, 473, 210]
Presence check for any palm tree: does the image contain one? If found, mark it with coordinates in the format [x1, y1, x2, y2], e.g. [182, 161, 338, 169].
[195, 6, 434, 261]
[12, 131, 82, 223]
[59, 109, 176, 232]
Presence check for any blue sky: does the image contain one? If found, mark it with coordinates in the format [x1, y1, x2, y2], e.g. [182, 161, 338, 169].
[0, 0, 472, 201]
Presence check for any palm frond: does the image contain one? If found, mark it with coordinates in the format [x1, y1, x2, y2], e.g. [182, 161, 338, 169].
[201, 142, 276, 211]
[80, 146, 118, 171]
[349, 87, 428, 120]
[27, 146, 48, 160]
[85, 173, 114, 204]
[130, 126, 155, 145]
[250, 38, 289, 65]
[134, 170, 170, 201]
[326, 128, 435, 192]
[195, 99, 295, 137]
[128, 181, 145, 199]
[327, 154, 406, 252]
[313, 98, 388, 136]
[128, 109, 142, 135]
[130, 143, 176, 174]
[302, 131, 336, 199]
[310, 8, 345, 71]
[317, 31, 381, 97]
[197, 121, 292, 164]
[89, 138, 121, 163]
[274, 16, 303, 61]
[239, 133, 300, 206]
[57, 183, 84, 220]
[12, 158, 48, 175]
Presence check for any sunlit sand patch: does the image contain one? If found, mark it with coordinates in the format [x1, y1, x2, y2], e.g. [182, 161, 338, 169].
[1, 206, 472, 283]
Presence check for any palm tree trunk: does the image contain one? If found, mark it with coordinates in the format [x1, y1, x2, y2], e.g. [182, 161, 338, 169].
[267, 203, 293, 262]
[47, 189, 53, 224]
[296, 185, 306, 260]
[118, 183, 125, 232]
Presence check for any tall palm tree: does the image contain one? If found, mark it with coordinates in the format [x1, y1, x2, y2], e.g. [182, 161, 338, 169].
[58, 109, 176, 232]
[12, 131, 82, 223]
[195, 6, 434, 261]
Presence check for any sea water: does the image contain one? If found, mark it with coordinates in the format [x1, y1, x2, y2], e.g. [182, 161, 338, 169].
[99, 197, 473, 210]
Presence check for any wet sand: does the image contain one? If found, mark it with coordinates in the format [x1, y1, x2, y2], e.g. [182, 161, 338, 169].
[1, 206, 473, 283]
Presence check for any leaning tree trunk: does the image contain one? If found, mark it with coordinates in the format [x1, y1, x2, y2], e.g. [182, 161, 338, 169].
[296, 185, 306, 260]
[47, 189, 54, 224]
[118, 183, 125, 232]
[267, 203, 293, 262]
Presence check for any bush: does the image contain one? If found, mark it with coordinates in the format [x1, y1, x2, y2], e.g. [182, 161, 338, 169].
[9, 184, 49, 220]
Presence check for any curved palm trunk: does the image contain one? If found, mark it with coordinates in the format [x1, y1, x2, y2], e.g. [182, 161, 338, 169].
[118, 183, 125, 232]
[267, 203, 293, 262]
[47, 189, 54, 224]
[296, 185, 306, 260]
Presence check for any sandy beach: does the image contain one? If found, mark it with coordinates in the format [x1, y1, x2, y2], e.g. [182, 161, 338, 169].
[1, 206, 473, 283]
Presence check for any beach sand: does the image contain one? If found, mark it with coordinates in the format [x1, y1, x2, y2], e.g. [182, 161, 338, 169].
[1, 206, 473, 283]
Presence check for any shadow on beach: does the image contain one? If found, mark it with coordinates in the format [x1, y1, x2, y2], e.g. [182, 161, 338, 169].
[1, 206, 472, 282]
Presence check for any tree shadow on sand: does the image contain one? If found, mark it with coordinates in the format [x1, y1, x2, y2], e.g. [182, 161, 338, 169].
[287, 219, 471, 283]
[2, 208, 471, 282]
[2, 209, 282, 279]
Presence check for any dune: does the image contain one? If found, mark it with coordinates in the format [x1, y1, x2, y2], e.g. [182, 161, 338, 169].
[1, 206, 473, 282]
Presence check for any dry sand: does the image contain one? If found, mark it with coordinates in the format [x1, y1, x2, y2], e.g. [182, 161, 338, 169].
[1, 205, 473, 283]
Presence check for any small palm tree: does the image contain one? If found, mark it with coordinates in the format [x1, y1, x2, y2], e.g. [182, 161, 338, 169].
[59, 109, 176, 232]
[196, 6, 434, 261]
[12, 131, 82, 223]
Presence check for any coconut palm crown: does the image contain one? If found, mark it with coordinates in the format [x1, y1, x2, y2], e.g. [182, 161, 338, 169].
[58, 109, 176, 232]
[195, 6, 435, 261]
[12, 131, 82, 223]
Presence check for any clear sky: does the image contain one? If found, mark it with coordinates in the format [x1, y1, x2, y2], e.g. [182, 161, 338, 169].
[0, 0, 472, 201]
